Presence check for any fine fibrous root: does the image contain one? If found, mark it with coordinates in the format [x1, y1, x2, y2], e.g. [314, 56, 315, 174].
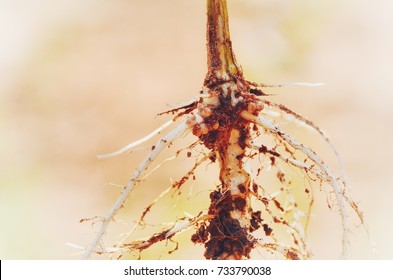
[82, 122, 188, 259]
[81, 0, 367, 259]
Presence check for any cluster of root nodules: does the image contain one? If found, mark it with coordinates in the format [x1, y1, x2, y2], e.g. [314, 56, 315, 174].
[86, 76, 366, 260]
[186, 78, 309, 259]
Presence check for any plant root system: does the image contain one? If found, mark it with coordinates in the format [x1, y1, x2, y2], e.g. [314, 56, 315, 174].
[81, 0, 368, 260]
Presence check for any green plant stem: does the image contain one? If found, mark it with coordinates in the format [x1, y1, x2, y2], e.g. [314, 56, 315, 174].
[205, 0, 242, 86]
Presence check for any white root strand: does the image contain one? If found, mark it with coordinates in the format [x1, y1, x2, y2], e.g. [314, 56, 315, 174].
[82, 121, 188, 259]
[241, 111, 350, 257]
[248, 140, 327, 181]
[127, 212, 209, 251]
[97, 119, 174, 159]
[251, 81, 325, 88]
[112, 185, 174, 250]
[262, 102, 374, 253]
[261, 101, 349, 185]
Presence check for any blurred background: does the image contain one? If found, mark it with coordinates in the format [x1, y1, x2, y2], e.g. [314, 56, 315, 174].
[1, 0, 392, 259]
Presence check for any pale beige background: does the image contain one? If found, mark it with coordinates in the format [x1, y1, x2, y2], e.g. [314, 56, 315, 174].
[1, 0, 392, 259]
